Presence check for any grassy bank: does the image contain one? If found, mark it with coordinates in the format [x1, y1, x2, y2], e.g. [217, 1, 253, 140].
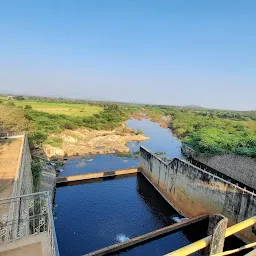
[0, 95, 255, 158]
[0, 101, 127, 147]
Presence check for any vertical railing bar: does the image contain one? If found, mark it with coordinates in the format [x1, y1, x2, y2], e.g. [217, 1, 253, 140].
[47, 191, 60, 256]
[33, 195, 35, 235]
[0, 191, 59, 255]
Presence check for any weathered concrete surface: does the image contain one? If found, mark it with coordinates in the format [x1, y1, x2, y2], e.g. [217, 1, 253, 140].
[139, 146, 256, 243]
[56, 168, 138, 184]
[0, 232, 48, 256]
[182, 144, 256, 190]
[205, 215, 228, 256]
[39, 163, 57, 199]
[15, 135, 33, 196]
[85, 215, 208, 256]
[0, 137, 22, 217]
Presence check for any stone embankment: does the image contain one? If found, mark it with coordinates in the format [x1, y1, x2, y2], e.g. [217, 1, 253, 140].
[181, 143, 256, 190]
[43, 125, 149, 159]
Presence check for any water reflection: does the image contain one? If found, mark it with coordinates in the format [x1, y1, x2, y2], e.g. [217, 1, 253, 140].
[126, 119, 183, 159]
[136, 174, 182, 225]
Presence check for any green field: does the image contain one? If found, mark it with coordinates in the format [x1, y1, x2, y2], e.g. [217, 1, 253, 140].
[0, 97, 102, 117]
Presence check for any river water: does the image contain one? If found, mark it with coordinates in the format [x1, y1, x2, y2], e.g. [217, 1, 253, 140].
[58, 118, 183, 177]
[54, 119, 246, 255]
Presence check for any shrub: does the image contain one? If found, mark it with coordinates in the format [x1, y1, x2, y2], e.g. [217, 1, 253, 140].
[0, 105, 32, 133]
[24, 104, 32, 109]
[14, 95, 25, 101]
[31, 158, 42, 191]
[45, 136, 63, 147]
[61, 122, 76, 130]
[82, 104, 125, 130]
[29, 131, 48, 148]
[6, 102, 15, 106]
[135, 129, 144, 135]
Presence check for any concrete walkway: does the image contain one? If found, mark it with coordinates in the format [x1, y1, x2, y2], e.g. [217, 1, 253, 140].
[0, 233, 48, 256]
[0, 137, 22, 199]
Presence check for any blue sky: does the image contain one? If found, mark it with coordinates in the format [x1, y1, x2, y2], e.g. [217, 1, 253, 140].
[0, 1, 255, 110]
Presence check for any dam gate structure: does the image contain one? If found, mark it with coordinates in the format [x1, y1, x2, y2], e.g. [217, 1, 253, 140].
[139, 146, 256, 244]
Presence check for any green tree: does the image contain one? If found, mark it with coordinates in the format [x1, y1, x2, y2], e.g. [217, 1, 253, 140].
[14, 95, 25, 100]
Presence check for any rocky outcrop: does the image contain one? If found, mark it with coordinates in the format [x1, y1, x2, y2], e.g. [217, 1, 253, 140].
[43, 125, 149, 159]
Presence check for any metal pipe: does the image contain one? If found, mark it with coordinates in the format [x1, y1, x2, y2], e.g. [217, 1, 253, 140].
[164, 216, 256, 256]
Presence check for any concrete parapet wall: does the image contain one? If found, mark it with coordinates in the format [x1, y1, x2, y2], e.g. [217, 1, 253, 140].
[12, 135, 33, 197]
[5, 135, 33, 240]
[139, 146, 256, 242]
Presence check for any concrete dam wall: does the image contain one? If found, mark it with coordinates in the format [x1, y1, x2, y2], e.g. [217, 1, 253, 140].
[139, 146, 256, 242]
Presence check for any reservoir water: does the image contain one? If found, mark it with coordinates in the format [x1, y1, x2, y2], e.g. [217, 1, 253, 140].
[55, 174, 207, 256]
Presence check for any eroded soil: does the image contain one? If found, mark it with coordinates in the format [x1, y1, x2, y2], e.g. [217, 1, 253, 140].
[43, 124, 149, 159]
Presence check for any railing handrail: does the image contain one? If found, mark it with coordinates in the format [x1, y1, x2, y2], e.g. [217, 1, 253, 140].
[164, 215, 256, 256]
[0, 191, 48, 202]
[0, 191, 59, 256]
[0, 131, 26, 137]
[47, 191, 60, 256]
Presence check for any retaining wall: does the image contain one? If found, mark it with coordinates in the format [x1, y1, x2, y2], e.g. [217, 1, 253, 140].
[139, 146, 256, 242]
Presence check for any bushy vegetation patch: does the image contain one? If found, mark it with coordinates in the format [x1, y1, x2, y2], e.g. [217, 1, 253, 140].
[82, 105, 126, 130]
[31, 158, 42, 190]
[171, 111, 256, 157]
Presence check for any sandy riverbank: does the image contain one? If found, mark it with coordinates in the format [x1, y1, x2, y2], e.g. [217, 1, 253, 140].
[43, 124, 149, 159]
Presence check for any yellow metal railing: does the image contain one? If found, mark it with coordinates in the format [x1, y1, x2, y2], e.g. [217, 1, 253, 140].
[164, 216, 256, 256]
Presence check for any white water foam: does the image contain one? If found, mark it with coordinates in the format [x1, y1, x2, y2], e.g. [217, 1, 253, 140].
[116, 234, 130, 243]
[172, 216, 189, 223]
